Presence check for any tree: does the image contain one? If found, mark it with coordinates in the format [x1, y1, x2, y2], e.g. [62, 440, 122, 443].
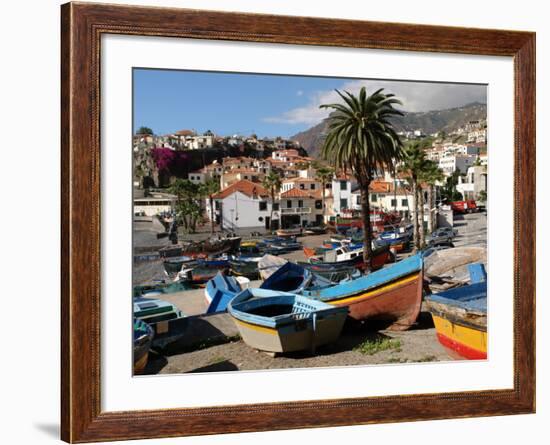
[320, 87, 404, 269]
[169, 179, 202, 233]
[262, 170, 282, 233]
[315, 166, 334, 225]
[136, 126, 153, 135]
[441, 170, 464, 203]
[399, 142, 430, 250]
[199, 178, 221, 234]
[421, 161, 444, 235]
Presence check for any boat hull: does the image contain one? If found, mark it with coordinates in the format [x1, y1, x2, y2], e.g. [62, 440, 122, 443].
[302, 254, 424, 330]
[328, 271, 423, 330]
[431, 314, 487, 359]
[233, 312, 346, 353]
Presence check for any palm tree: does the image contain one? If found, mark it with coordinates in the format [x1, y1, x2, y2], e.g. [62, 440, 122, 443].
[262, 170, 282, 233]
[399, 142, 429, 251]
[421, 161, 444, 235]
[199, 178, 220, 234]
[315, 166, 334, 225]
[320, 87, 404, 269]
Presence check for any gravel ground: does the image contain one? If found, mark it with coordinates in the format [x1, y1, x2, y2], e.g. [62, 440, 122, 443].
[145, 315, 450, 375]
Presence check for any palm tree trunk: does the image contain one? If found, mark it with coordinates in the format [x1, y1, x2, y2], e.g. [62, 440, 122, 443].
[427, 186, 434, 234]
[360, 180, 373, 271]
[321, 180, 326, 225]
[270, 189, 275, 233]
[419, 186, 425, 248]
[412, 180, 420, 252]
[210, 196, 215, 234]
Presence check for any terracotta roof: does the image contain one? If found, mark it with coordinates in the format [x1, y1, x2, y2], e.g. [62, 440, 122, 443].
[175, 129, 195, 136]
[223, 168, 261, 175]
[213, 179, 268, 200]
[280, 187, 319, 199]
[369, 181, 392, 193]
[282, 177, 318, 183]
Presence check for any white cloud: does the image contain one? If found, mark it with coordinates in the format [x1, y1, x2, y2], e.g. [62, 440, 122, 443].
[296, 90, 304, 96]
[264, 79, 486, 125]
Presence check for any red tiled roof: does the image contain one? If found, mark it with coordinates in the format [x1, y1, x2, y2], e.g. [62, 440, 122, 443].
[369, 181, 391, 193]
[213, 179, 268, 200]
[175, 129, 195, 136]
[280, 187, 316, 199]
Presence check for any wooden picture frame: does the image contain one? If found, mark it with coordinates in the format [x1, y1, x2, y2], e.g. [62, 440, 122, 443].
[61, 2, 535, 442]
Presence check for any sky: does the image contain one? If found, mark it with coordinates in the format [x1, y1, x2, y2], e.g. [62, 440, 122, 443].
[133, 68, 487, 138]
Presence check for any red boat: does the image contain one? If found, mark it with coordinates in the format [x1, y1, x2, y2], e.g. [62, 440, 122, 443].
[301, 254, 423, 330]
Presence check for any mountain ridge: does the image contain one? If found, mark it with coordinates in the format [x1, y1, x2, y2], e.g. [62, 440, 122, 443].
[291, 102, 487, 158]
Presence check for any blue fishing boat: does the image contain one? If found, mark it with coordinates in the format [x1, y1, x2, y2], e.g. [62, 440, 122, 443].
[205, 272, 245, 314]
[228, 288, 348, 353]
[133, 318, 154, 374]
[301, 254, 424, 330]
[425, 264, 487, 360]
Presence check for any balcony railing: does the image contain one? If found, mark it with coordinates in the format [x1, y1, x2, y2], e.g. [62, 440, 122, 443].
[280, 207, 312, 214]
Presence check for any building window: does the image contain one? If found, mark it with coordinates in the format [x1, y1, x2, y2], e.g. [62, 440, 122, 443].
[310, 184, 315, 190]
[273, 203, 280, 211]
[391, 199, 397, 207]
[299, 183, 305, 190]
[340, 198, 348, 209]
[356, 195, 361, 205]
[340, 180, 347, 190]
[315, 200, 322, 209]
[371, 194, 377, 202]
[215, 201, 221, 210]
[401, 199, 408, 207]
[287, 200, 292, 208]
[326, 183, 332, 189]
[259, 201, 267, 211]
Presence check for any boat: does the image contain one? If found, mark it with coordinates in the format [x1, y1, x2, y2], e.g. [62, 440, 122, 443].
[176, 262, 230, 285]
[276, 226, 303, 237]
[133, 297, 188, 351]
[133, 318, 154, 374]
[308, 244, 391, 271]
[425, 263, 487, 360]
[260, 261, 332, 293]
[229, 257, 262, 279]
[258, 254, 288, 280]
[133, 280, 190, 297]
[162, 255, 196, 274]
[204, 263, 332, 313]
[179, 237, 242, 257]
[205, 272, 246, 313]
[300, 253, 424, 330]
[227, 288, 348, 353]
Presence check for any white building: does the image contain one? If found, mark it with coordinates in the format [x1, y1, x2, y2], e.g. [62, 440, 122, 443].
[133, 192, 176, 216]
[279, 187, 324, 228]
[438, 154, 477, 175]
[456, 165, 488, 200]
[331, 175, 358, 214]
[210, 180, 275, 230]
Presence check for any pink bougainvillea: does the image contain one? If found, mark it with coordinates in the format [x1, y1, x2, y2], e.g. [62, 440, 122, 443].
[151, 148, 189, 175]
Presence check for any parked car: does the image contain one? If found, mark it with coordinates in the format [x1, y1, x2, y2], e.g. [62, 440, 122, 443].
[427, 227, 457, 247]
[450, 200, 478, 214]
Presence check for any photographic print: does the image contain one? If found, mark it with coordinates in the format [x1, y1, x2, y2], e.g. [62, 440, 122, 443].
[132, 69, 488, 375]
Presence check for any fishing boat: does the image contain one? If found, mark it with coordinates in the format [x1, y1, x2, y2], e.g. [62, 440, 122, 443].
[133, 318, 154, 374]
[308, 244, 391, 271]
[176, 262, 230, 285]
[229, 257, 262, 279]
[162, 255, 197, 275]
[227, 288, 348, 354]
[179, 237, 242, 257]
[425, 264, 487, 360]
[258, 254, 288, 280]
[260, 261, 331, 293]
[301, 254, 424, 330]
[133, 280, 190, 297]
[205, 272, 245, 313]
[276, 226, 303, 237]
[134, 296, 185, 324]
